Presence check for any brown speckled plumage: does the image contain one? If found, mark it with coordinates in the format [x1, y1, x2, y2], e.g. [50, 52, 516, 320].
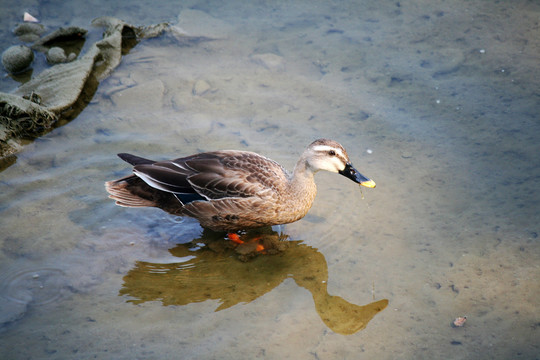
[105, 139, 375, 232]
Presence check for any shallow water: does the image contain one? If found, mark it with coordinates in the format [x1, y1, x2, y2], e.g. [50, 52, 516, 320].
[1, 0, 539, 359]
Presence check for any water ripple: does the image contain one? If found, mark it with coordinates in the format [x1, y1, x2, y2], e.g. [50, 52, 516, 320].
[0, 268, 69, 306]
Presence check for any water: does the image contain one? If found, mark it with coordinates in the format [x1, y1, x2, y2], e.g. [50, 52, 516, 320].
[1, 1, 539, 359]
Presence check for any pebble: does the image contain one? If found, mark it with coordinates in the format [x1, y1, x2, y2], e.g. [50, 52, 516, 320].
[251, 53, 286, 72]
[13, 23, 45, 43]
[192, 79, 211, 96]
[401, 151, 413, 159]
[452, 316, 467, 327]
[2, 45, 34, 74]
[46, 47, 67, 64]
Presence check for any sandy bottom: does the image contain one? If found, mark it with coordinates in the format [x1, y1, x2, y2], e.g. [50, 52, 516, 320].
[1, 0, 539, 359]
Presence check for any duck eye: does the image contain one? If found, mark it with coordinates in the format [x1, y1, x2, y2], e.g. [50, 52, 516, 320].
[328, 150, 336, 156]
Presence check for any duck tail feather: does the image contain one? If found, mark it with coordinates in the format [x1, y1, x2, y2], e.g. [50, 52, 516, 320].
[118, 153, 155, 166]
[105, 178, 157, 208]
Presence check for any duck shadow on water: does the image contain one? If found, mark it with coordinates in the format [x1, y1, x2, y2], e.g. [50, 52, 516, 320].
[119, 228, 388, 335]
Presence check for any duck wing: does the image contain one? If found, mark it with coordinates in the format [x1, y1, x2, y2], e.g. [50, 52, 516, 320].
[124, 151, 290, 201]
[179, 151, 290, 200]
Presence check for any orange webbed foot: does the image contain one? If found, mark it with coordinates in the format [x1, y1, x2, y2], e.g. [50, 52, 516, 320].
[227, 233, 266, 252]
[227, 233, 244, 244]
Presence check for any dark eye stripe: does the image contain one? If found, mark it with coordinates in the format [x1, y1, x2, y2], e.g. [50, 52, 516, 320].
[338, 155, 348, 164]
[312, 145, 348, 163]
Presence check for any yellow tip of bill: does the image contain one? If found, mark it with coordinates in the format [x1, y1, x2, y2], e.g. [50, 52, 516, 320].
[360, 179, 376, 188]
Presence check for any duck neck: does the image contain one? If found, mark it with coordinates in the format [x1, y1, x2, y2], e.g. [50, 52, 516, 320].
[289, 158, 318, 210]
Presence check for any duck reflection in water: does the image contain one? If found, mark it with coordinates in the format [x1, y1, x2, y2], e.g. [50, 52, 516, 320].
[119, 228, 388, 335]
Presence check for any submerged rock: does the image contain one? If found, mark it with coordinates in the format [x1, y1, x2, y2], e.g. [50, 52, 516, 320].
[0, 299, 28, 329]
[0, 17, 171, 162]
[192, 79, 211, 96]
[13, 22, 46, 43]
[46, 47, 67, 64]
[2, 45, 34, 74]
[251, 53, 286, 72]
[426, 48, 465, 78]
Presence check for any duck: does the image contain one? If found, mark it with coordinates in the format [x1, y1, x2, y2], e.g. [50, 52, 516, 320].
[105, 138, 375, 232]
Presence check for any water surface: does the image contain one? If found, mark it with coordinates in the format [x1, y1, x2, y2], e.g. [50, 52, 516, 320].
[1, 1, 539, 359]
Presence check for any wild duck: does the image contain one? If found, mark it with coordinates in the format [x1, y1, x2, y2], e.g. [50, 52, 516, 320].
[105, 138, 375, 232]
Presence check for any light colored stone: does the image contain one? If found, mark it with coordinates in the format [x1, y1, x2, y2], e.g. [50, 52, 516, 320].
[251, 53, 286, 72]
[401, 151, 413, 159]
[192, 79, 211, 96]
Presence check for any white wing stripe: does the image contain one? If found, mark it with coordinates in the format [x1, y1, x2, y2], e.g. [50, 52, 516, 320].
[134, 170, 175, 193]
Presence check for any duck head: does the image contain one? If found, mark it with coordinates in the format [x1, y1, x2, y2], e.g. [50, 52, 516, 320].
[305, 139, 376, 188]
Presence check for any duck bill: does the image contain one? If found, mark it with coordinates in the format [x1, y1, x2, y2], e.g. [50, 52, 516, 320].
[339, 163, 376, 188]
